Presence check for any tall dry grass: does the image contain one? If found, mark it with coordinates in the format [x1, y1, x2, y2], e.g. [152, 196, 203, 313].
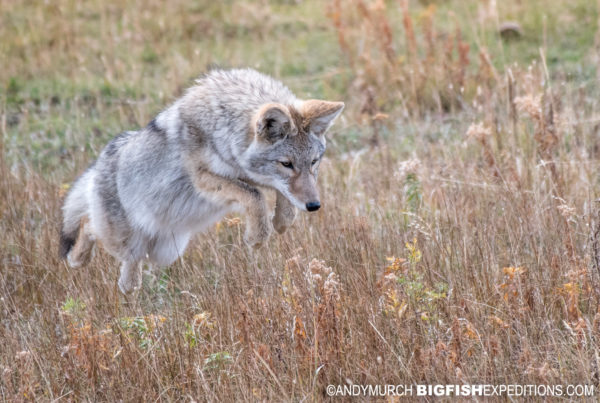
[2, 0, 600, 401]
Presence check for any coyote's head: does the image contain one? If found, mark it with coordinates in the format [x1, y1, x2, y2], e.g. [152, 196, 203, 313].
[242, 100, 344, 211]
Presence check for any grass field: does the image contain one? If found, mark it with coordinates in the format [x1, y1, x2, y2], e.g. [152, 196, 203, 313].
[2, 0, 600, 400]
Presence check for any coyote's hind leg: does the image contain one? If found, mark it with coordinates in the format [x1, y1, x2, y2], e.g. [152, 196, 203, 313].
[118, 260, 143, 295]
[67, 217, 95, 268]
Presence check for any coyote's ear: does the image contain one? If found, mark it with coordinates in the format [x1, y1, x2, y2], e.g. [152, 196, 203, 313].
[255, 103, 296, 143]
[301, 100, 344, 136]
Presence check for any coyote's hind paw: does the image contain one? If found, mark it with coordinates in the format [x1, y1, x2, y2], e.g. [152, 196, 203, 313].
[118, 261, 142, 295]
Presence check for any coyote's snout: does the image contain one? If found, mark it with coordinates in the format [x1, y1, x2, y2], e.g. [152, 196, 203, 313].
[60, 68, 344, 294]
[292, 173, 321, 212]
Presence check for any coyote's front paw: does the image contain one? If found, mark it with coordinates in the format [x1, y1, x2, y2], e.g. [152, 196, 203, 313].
[273, 205, 296, 234]
[244, 214, 272, 250]
[273, 191, 297, 234]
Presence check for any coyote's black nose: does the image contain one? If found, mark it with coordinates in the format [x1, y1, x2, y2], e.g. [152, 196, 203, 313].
[306, 201, 321, 212]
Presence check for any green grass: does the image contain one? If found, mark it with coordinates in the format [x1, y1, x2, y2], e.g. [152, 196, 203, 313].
[1, 0, 596, 174]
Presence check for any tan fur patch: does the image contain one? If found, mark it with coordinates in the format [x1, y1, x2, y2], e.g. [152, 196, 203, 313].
[184, 157, 272, 248]
[288, 107, 309, 134]
[301, 100, 344, 120]
[289, 100, 344, 135]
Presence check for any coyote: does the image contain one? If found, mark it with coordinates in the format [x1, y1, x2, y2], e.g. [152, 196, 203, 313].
[60, 68, 344, 294]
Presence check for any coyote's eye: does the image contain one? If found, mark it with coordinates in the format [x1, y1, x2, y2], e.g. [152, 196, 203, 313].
[280, 161, 293, 169]
[311, 159, 319, 166]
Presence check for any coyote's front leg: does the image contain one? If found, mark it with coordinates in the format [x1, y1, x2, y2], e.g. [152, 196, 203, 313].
[273, 191, 297, 234]
[190, 167, 272, 249]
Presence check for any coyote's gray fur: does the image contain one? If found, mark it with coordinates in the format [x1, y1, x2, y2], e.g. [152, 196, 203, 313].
[60, 68, 344, 294]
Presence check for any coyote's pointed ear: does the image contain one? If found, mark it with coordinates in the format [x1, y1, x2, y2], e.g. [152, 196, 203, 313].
[301, 100, 344, 136]
[254, 103, 296, 143]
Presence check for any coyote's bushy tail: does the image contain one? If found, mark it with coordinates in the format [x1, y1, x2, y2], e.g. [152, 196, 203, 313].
[60, 170, 92, 259]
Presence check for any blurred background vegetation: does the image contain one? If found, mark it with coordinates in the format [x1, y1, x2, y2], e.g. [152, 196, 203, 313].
[1, 0, 598, 172]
